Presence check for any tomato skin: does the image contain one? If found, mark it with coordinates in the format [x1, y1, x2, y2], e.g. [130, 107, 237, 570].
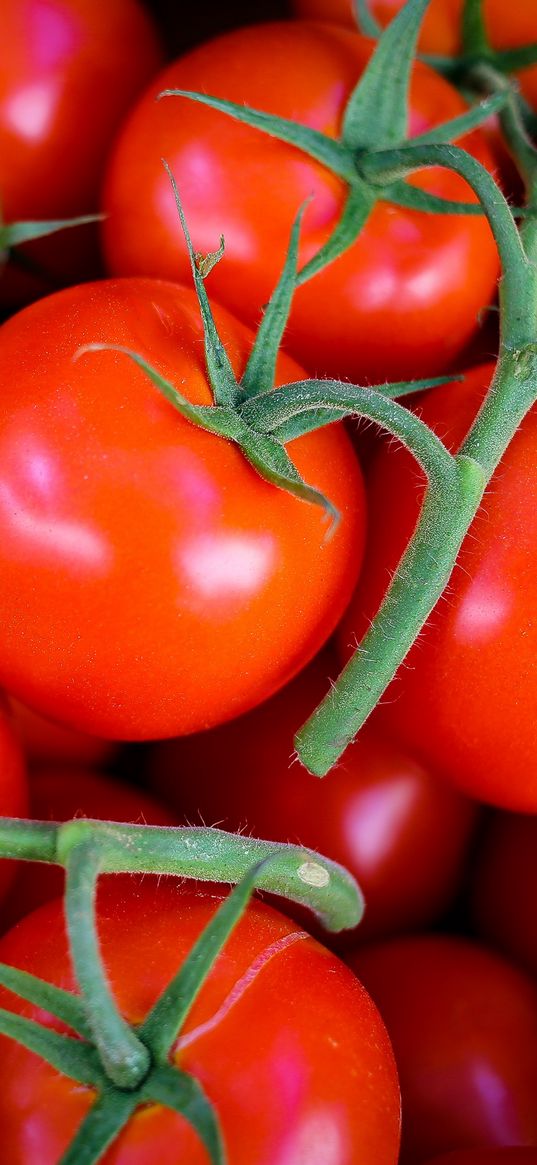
[0, 882, 401, 1164]
[291, 0, 537, 110]
[351, 935, 537, 1164]
[0, 277, 365, 740]
[0, 693, 28, 902]
[338, 362, 537, 812]
[148, 652, 478, 942]
[102, 22, 499, 385]
[0, 768, 178, 930]
[471, 813, 537, 981]
[0, 0, 163, 306]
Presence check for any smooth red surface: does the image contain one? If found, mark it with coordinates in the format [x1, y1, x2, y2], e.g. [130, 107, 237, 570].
[0, 0, 162, 304]
[0, 693, 28, 901]
[1, 768, 178, 929]
[339, 362, 537, 811]
[148, 652, 478, 941]
[471, 812, 537, 980]
[351, 935, 537, 1165]
[291, 0, 537, 110]
[103, 22, 499, 384]
[0, 882, 401, 1164]
[0, 277, 365, 739]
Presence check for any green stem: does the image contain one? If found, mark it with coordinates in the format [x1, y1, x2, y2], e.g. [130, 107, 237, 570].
[64, 840, 151, 1091]
[461, 0, 489, 56]
[0, 818, 57, 862]
[296, 454, 485, 774]
[243, 379, 456, 483]
[0, 819, 362, 934]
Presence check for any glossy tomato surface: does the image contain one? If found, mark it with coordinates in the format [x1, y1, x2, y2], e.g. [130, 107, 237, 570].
[0, 693, 28, 901]
[0, 277, 365, 740]
[0, 767, 178, 930]
[0, 0, 162, 305]
[148, 652, 478, 942]
[0, 881, 401, 1164]
[351, 935, 537, 1164]
[102, 22, 499, 384]
[471, 812, 537, 980]
[291, 0, 537, 110]
[339, 362, 537, 811]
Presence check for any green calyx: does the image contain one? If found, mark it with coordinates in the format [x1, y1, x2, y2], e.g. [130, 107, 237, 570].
[160, 0, 505, 287]
[0, 818, 365, 1164]
[78, 165, 450, 530]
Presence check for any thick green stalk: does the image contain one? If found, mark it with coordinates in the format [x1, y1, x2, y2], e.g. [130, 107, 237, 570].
[296, 135, 537, 774]
[296, 455, 485, 773]
[0, 820, 363, 934]
[0, 819, 57, 862]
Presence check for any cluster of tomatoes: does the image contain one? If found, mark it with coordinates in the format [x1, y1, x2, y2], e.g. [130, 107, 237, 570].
[1, 0, 537, 1162]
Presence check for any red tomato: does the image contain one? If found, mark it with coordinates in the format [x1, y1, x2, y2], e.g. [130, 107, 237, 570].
[338, 363, 537, 812]
[424, 1152, 537, 1165]
[0, 277, 365, 740]
[102, 22, 499, 384]
[0, 0, 163, 304]
[148, 652, 478, 942]
[291, 0, 537, 111]
[351, 935, 537, 1164]
[0, 767, 178, 930]
[9, 696, 118, 767]
[471, 812, 537, 980]
[0, 693, 28, 901]
[0, 881, 401, 1164]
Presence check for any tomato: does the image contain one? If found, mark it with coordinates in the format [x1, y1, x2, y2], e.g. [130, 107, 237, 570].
[471, 812, 537, 980]
[9, 696, 118, 767]
[0, 767, 178, 930]
[291, 0, 537, 111]
[0, 277, 365, 740]
[351, 935, 537, 1164]
[0, 880, 401, 1164]
[0, 0, 163, 305]
[338, 362, 537, 812]
[148, 651, 478, 942]
[424, 1151, 537, 1165]
[0, 693, 28, 902]
[102, 22, 499, 384]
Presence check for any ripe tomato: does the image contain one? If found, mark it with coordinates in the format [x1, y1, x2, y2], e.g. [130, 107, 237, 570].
[351, 935, 537, 1164]
[0, 277, 365, 740]
[291, 0, 537, 111]
[0, 880, 401, 1164]
[471, 812, 537, 980]
[0, 693, 28, 902]
[0, 0, 163, 305]
[102, 22, 499, 384]
[9, 697, 118, 767]
[338, 362, 537, 812]
[0, 767, 178, 930]
[148, 651, 478, 942]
